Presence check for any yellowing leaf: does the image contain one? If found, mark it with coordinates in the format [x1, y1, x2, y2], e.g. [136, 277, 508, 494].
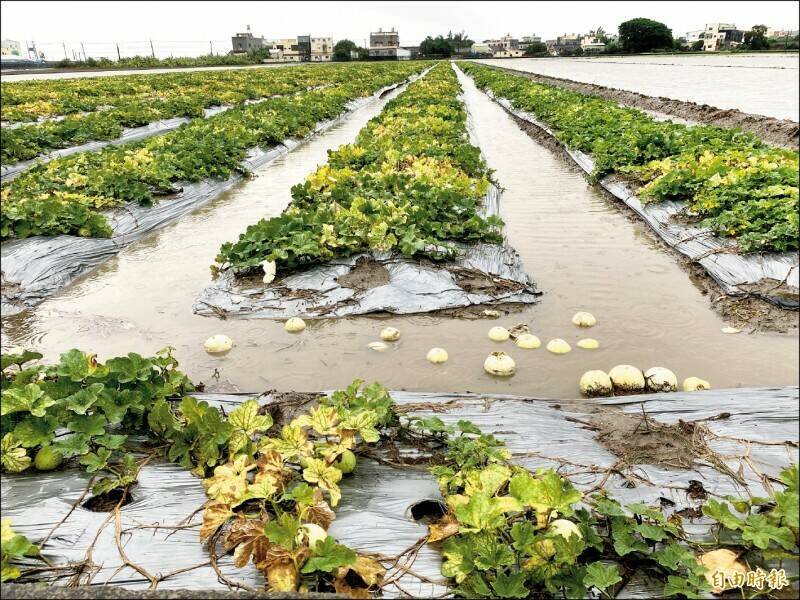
[293, 405, 340, 435]
[200, 502, 233, 542]
[303, 458, 343, 507]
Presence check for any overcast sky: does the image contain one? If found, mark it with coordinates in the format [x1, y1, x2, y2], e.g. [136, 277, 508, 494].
[2, 0, 799, 58]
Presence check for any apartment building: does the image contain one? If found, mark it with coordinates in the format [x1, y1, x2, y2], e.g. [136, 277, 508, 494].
[702, 23, 745, 51]
[369, 28, 401, 58]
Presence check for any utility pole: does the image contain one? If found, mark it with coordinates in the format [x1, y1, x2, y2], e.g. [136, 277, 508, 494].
[80, 41, 86, 61]
[210, 40, 213, 55]
[150, 38, 155, 58]
[62, 41, 68, 59]
[116, 42, 121, 61]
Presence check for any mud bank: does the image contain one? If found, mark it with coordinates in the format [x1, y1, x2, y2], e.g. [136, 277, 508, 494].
[478, 62, 800, 149]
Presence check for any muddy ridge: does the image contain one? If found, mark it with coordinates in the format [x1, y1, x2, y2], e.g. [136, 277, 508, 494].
[481, 62, 800, 149]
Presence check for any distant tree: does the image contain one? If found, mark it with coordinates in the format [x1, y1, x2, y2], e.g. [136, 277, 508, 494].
[333, 39, 357, 61]
[618, 18, 673, 53]
[602, 42, 622, 54]
[419, 31, 474, 57]
[523, 41, 548, 56]
[419, 36, 451, 57]
[744, 25, 770, 50]
[691, 39, 704, 51]
[559, 46, 583, 57]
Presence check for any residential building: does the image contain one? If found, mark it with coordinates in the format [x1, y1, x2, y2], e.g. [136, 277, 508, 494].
[369, 28, 401, 58]
[401, 46, 420, 58]
[767, 28, 799, 39]
[702, 23, 745, 51]
[521, 35, 542, 45]
[484, 34, 520, 53]
[685, 30, 704, 44]
[580, 35, 606, 53]
[554, 33, 582, 55]
[470, 42, 494, 57]
[493, 48, 525, 58]
[231, 26, 265, 54]
[309, 36, 332, 61]
[1, 39, 22, 56]
[263, 35, 332, 62]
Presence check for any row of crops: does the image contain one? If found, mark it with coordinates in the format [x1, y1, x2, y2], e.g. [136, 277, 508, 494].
[0, 62, 428, 240]
[2, 347, 797, 597]
[216, 63, 503, 278]
[459, 62, 799, 253]
[0, 64, 386, 165]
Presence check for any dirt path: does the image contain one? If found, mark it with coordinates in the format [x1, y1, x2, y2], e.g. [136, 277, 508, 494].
[479, 62, 800, 149]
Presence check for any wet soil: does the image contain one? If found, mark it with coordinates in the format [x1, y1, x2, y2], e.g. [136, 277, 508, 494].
[335, 256, 391, 291]
[482, 63, 800, 149]
[82, 487, 133, 512]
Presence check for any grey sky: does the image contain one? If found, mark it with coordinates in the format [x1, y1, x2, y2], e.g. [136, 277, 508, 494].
[2, 0, 799, 59]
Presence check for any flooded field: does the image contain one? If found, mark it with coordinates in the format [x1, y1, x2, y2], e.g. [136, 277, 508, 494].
[3, 68, 797, 398]
[477, 53, 800, 120]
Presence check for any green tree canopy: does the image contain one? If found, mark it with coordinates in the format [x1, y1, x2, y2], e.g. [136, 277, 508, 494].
[618, 18, 673, 53]
[333, 39, 357, 61]
[744, 25, 770, 50]
[523, 41, 548, 56]
[419, 31, 475, 57]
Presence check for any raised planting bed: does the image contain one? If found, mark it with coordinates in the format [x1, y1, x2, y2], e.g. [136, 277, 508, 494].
[0, 63, 397, 173]
[1, 65, 429, 315]
[2, 347, 797, 597]
[458, 62, 799, 308]
[196, 63, 538, 319]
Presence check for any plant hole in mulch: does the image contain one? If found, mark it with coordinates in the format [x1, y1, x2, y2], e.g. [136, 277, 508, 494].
[82, 487, 133, 512]
[409, 499, 447, 522]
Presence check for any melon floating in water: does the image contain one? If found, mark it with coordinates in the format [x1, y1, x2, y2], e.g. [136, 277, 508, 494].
[484, 351, 516, 376]
[488, 326, 510, 342]
[380, 327, 400, 341]
[571, 312, 597, 327]
[645, 367, 677, 392]
[284, 317, 306, 333]
[579, 370, 613, 397]
[608, 365, 645, 394]
[576, 338, 599, 349]
[515, 333, 541, 349]
[546, 339, 571, 354]
[426, 348, 448, 364]
[204, 334, 233, 354]
[683, 377, 711, 392]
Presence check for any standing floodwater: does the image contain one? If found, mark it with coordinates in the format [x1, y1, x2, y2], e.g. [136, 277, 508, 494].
[477, 53, 800, 120]
[1, 66, 798, 397]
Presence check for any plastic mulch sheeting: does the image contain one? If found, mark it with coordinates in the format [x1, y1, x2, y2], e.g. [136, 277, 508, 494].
[0, 76, 423, 317]
[2, 386, 797, 597]
[0, 89, 334, 183]
[457, 65, 800, 309]
[194, 85, 540, 319]
[193, 186, 539, 319]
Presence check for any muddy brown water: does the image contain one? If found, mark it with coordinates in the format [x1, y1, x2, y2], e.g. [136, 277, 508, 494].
[476, 54, 800, 121]
[2, 69, 798, 398]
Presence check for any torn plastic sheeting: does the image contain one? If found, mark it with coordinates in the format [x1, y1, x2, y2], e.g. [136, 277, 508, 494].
[1, 386, 795, 597]
[0, 75, 422, 317]
[467, 68, 799, 309]
[193, 186, 540, 319]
